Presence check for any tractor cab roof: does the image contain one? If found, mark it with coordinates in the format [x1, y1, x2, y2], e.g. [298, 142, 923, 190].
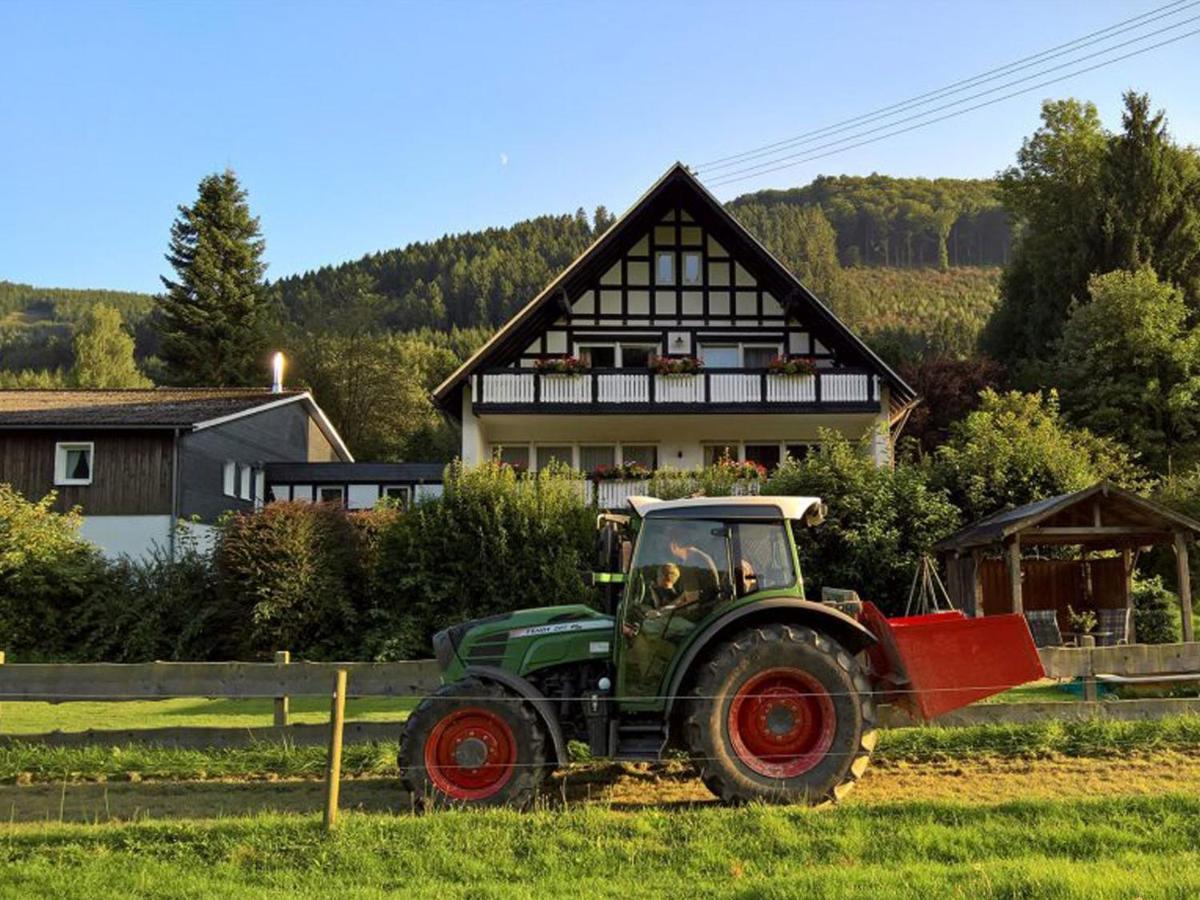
[626, 495, 826, 525]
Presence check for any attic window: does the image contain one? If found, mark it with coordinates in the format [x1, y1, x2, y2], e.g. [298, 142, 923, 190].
[655, 251, 674, 285]
[682, 252, 702, 285]
[55, 442, 94, 485]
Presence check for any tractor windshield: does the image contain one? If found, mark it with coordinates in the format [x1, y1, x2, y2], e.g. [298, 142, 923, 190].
[619, 516, 796, 698]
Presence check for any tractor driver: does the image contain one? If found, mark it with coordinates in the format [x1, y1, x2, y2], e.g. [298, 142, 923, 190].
[661, 520, 723, 611]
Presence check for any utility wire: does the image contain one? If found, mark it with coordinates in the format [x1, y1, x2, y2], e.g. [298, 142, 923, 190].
[698, 0, 1197, 171]
[704, 13, 1200, 183]
[704, 25, 1200, 188]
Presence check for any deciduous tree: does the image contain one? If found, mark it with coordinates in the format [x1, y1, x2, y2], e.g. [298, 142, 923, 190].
[72, 303, 151, 388]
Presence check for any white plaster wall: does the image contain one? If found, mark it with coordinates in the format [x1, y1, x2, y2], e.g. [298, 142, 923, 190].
[461, 386, 486, 465]
[79, 515, 173, 560]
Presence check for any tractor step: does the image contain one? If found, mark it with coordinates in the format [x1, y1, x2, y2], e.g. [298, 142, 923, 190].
[614, 723, 667, 760]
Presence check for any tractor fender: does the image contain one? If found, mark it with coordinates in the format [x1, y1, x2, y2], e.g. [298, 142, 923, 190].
[464, 665, 568, 765]
[663, 598, 878, 718]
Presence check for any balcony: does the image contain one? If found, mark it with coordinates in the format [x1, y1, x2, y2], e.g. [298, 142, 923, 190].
[472, 367, 880, 414]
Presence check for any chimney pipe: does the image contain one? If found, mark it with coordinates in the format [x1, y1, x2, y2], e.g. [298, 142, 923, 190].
[271, 352, 285, 393]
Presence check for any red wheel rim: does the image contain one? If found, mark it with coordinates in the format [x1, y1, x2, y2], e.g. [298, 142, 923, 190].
[423, 707, 517, 800]
[727, 667, 836, 778]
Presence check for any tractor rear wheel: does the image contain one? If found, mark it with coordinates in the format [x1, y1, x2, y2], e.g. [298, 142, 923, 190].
[400, 677, 548, 809]
[682, 623, 876, 805]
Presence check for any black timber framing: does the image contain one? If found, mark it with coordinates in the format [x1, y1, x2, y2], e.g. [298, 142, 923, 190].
[433, 163, 915, 418]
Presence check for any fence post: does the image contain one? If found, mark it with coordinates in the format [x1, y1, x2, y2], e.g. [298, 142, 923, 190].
[324, 668, 348, 832]
[1080, 635, 1098, 702]
[274, 650, 291, 728]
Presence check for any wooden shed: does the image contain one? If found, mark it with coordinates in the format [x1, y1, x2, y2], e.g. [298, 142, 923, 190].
[935, 482, 1198, 643]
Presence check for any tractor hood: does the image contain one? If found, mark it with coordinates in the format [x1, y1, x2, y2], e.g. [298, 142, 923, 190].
[434, 605, 614, 676]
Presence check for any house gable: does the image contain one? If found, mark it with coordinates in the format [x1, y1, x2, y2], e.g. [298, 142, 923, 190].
[433, 163, 914, 416]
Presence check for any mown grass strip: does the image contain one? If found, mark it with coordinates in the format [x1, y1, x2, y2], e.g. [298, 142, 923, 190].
[3, 715, 1198, 783]
[2, 796, 1198, 898]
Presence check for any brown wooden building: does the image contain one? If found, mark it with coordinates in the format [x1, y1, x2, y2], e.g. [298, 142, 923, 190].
[0, 388, 351, 558]
[935, 482, 1199, 644]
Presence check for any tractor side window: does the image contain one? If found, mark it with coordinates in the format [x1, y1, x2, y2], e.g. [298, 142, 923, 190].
[732, 522, 795, 596]
[620, 517, 732, 696]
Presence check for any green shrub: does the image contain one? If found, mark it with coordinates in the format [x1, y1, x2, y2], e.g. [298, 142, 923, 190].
[0, 485, 112, 659]
[72, 527, 220, 662]
[765, 432, 961, 613]
[369, 461, 596, 659]
[1132, 576, 1183, 645]
[213, 502, 396, 659]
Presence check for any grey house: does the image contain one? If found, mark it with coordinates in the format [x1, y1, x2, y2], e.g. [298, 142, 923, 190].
[0, 388, 352, 558]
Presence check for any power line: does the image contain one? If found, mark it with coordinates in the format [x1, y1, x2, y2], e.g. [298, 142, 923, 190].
[703, 13, 1200, 184]
[704, 25, 1200, 189]
[698, 0, 1196, 171]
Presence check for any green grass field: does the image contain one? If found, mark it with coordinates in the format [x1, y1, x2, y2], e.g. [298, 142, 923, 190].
[3, 716, 1198, 783]
[1, 696, 417, 734]
[0, 684, 1074, 736]
[2, 796, 1198, 898]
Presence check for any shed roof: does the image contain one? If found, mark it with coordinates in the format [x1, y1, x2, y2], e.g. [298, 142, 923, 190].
[934, 482, 1200, 552]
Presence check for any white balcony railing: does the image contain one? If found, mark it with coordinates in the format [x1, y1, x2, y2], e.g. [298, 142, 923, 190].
[474, 368, 878, 410]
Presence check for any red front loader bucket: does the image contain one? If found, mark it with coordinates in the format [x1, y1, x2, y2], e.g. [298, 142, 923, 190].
[858, 602, 1045, 720]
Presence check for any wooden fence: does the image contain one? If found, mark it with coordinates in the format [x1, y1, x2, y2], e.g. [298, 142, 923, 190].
[1, 645, 1198, 748]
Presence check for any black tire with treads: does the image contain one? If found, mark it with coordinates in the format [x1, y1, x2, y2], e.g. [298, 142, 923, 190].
[681, 623, 876, 805]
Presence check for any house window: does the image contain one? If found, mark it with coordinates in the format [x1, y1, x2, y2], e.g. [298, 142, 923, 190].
[704, 443, 740, 466]
[290, 484, 313, 503]
[223, 461, 237, 497]
[744, 444, 781, 471]
[682, 251, 702, 286]
[743, 345, 779, 369]
[494, 445, 530, 470]
[579, 345, 616, 368]
[621, 445, 658, 470]
[656, 251, 674, 284]
[786, 443, 818, 462]
[318, 486, 345, 505]
[620, 345, 656, 368]
[239, 464, 254, 501]
[580, 445, 616, 473]
[536, 445, 573, 471]
[699, 344, 739, 368]
[54, 442, 94, 485]
[382, 485, 411, 509]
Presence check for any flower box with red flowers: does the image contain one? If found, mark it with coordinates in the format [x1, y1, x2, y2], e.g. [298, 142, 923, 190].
[766, 355, 818, 376]
[534, 356, 589, 375]
[651, 356, 704, 375]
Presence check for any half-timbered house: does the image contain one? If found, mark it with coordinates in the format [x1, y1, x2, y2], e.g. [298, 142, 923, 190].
[433, 164, 917, 488]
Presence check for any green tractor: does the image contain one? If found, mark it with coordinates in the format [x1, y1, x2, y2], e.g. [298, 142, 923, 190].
[400, 495, 1042, 807]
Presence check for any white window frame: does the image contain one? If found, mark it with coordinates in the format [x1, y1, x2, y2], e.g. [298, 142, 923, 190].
[239, 464, 254, 501]
[574, 342, 660, 368]
[54, 441, 94, 486]
[223, 460, 237, 497]
[681, 251, 702, 286]
[489, 442, 662, 474]
[317, 485, 345, 505]
[382, 485, 412, 508]
[655, 251, 675, 285]
[698, 341, 783, 368]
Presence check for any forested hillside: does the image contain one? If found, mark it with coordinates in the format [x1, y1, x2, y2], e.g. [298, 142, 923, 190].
[730, 175, 1011, 268]
[1, 174, 1008, 377]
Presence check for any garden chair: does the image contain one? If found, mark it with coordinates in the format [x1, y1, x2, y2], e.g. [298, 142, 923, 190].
[1096, 607, 1133, 646]
[1024, 609, 1065, 648]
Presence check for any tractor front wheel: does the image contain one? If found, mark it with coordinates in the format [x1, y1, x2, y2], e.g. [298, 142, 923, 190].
[682, 624, 876, 805]
[400, 677, 548, 809]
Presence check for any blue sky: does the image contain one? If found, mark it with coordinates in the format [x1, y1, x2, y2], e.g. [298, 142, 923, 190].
[2, 0, 1198, 293]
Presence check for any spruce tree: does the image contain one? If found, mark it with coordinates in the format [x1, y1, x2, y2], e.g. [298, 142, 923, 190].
[156, 170, 269, 385]
[72, 303, 151, 388]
